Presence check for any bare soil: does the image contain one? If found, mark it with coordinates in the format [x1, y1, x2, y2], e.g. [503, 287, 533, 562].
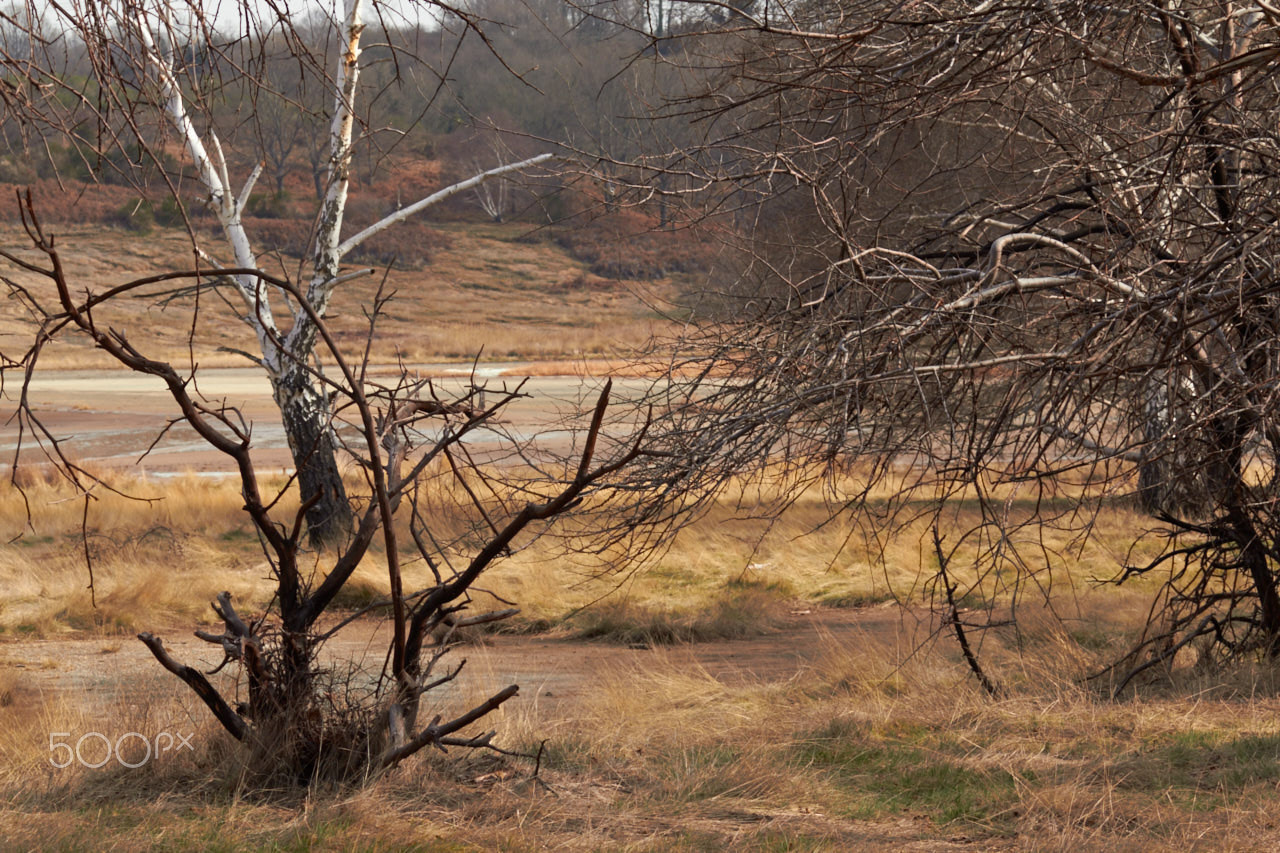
[0, 605, 910, 714]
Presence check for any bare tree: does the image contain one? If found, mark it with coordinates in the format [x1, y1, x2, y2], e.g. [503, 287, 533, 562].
[0, 0, 560, 546]
[0, 191, 652, 781]
[632, 1, 1280, 685]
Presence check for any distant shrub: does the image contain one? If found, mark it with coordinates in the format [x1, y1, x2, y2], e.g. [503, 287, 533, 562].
[0, 180, 179, 226]
[545, 271, 617, 294]
[535, 189, 572, 224]
[342, 194, 391, 229]
[239, 217, 314, 258]
[237, 216, 449, 270]
[245, 190, 292, 219]
[0, 174, 447, 271]
[347, 221, 449, 270]
[0, 154, 38, 183]
[554, 212, 717, 280]
[112, 198, 155, 233]
[153, 195, 191, 227]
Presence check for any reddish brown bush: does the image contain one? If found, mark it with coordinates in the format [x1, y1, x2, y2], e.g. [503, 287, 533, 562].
[345, 222, 448, 270]
[0, 180, 447, 270]
[553, 210, 717, 280]
[0, 181, 136, 224]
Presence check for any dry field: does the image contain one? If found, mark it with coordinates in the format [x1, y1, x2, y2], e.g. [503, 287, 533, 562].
[4, 218, 1280, 850]
[2, 472, 1280, 851]
[0, 218, 680, 370]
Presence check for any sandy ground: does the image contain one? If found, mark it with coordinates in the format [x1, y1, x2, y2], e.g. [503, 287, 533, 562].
[0, 606, 912, 717]
[0, 364, 653, 476]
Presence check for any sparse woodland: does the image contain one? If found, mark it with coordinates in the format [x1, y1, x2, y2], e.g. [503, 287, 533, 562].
[4, 0, 1280, 850]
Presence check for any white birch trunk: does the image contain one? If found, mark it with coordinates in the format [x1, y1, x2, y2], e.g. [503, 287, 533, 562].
[131, 0, 560, 544]
[133, 9, 283, 373]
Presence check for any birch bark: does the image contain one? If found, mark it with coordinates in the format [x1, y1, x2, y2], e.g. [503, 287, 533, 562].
[131, 0, 558, 545]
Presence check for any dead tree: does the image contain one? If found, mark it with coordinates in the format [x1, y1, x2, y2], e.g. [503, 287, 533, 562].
[0, 192, 652, 782]
[624, 1, 1280, 679]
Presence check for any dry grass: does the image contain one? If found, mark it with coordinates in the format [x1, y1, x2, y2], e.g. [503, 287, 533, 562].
[2, 472, 1278, 848]
[5, 608, 1280, 850]
[0, 467, 1169, 639]
[0, 215, 682, 370]
[0, 473, 288, 636]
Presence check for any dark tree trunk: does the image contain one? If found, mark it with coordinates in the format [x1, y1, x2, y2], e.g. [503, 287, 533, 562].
[1226, 503, 1280, 656]
[273, 365, 353, 548]
[1137, 375, 1198, 516]
[1217, 412, 1280, 655]
[1137, 371, 1225, 518]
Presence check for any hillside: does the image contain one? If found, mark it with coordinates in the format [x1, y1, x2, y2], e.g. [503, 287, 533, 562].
[0, 179, 707, 371]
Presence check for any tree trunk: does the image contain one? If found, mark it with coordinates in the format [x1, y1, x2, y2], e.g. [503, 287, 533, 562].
[1138, 376, 1181, 515]
[1137, 370, 1221, 518]
[1227, 504, 1280, 656]
[272, 365, 353, 547]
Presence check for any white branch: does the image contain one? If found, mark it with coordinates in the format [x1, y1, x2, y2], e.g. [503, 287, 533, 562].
[133, 8, 279, 364]
[291, 0, 365, 351]
[934, 275, 1077, 315]
[337, 153, 558, 257]
[235, 162, 264, 220]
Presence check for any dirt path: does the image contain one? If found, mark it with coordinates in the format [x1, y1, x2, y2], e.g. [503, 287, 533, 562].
[0, 364, 648, 475]
[0, 606, 912, 716]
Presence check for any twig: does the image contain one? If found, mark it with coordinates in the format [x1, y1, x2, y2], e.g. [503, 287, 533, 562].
[933, 526, 1001, 698]
[138, 632, 247, 740]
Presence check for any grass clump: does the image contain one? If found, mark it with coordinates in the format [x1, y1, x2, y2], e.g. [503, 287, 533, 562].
[326, 573, 386, 610]
[1117, 730, 1280, 801]
[570, 579, 789, 645]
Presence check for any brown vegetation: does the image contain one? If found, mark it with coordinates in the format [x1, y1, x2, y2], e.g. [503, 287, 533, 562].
[1, 464, 1279, 848]
[553, 208, 722, 281]
[0, 213, 681, 370]
[4, 562, 1280, 848]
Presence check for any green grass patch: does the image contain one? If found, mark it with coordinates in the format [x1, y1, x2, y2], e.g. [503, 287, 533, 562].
[816, 589, 889, 608]
[646, 563, 704, 588]
[217, 527, 255, 543]
[793, 717, 1018, 825]
[1117, 730, 1280, 804]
